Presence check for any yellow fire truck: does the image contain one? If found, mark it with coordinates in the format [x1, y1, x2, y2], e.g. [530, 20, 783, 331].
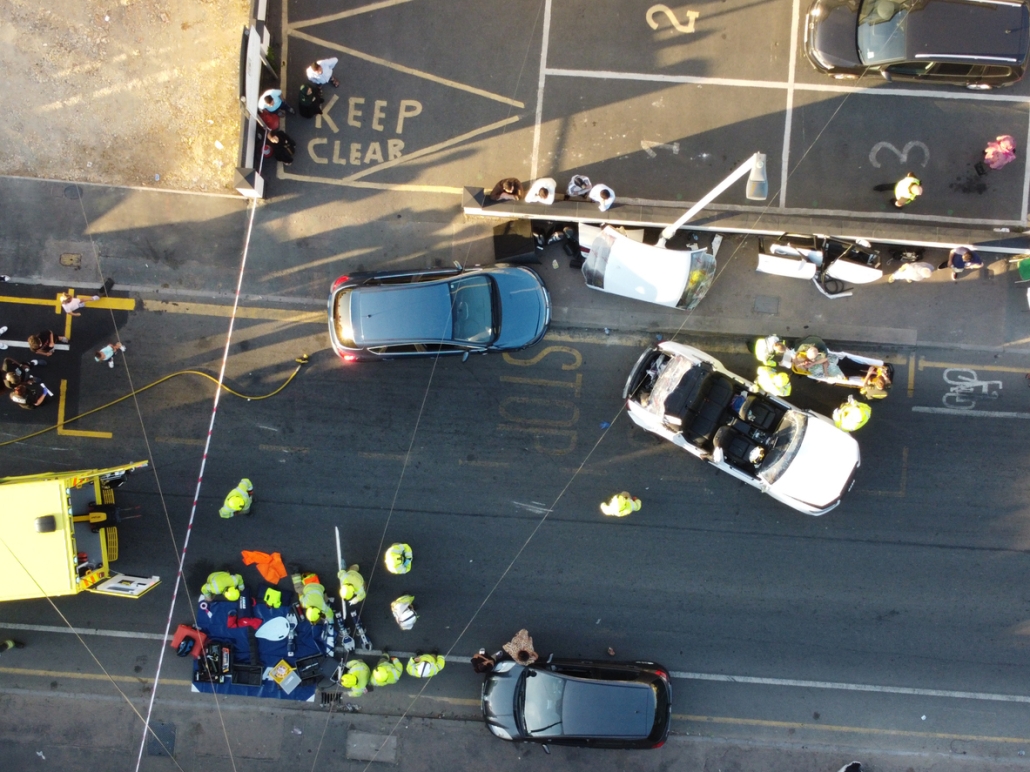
[0, 461, 160, 602]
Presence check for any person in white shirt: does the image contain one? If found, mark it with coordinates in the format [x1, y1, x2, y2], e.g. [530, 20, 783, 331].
[588, 184, 615, 211]
[306, 58, 339, 88]
[525, 177, 556, 204]
[259, 89, 294, 115]
[566, 175, 591, 197]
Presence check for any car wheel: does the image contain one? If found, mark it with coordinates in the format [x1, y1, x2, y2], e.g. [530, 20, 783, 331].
[966, 83, 992, 91]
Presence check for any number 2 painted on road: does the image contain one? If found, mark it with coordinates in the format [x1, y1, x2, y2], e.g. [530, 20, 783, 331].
[647, 4, 699, 34]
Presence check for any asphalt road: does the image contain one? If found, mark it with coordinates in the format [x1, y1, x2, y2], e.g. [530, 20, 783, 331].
[3, 280, 1030, 760]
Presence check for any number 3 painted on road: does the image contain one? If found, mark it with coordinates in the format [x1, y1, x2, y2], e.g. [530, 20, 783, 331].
[647, 4, 699, 34]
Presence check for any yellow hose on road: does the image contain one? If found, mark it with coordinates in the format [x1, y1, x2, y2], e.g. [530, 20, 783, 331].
[0, 355, 310, 447]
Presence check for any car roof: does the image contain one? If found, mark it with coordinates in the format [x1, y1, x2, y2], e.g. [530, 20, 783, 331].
[906, 0, 1029, 63]
[560, 676, 655, 738]
[352, 282, 453, 344]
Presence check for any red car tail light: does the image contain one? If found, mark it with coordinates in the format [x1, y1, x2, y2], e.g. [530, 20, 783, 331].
[342, 354, 357, 362]
[331, 275, 350, 291]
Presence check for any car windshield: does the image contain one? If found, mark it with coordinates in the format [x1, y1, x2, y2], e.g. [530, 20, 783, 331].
[449, 275, 496, 344]
[857, 0, 913, 64]
[677, 249, 717, 310]
[758, 411, 808, 484]
[651, 356, 694, 414]
[520, 670, 566, 737]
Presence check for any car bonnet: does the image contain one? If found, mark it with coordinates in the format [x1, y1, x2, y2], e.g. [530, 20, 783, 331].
[561, 679, 654, 738]
[490, 267, 549, 349]
[352, 283, 453, 345]
[810, 0, 864, 68]
[482, 665, 522, 737]
[768, 416, 860, 508]
[906, 0, 1030, 62]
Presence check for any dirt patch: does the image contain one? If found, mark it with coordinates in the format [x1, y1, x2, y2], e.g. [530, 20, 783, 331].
[1, 0, 249, 191]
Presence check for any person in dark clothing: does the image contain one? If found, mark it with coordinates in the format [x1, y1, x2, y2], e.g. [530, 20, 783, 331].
[298, 84, 325, 118]
[9, 378, 50, 409]
[28, 330, 67, 357]
[266, 130, 297, 165]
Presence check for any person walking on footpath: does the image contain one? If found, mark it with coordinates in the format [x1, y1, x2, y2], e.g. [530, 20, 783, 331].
[600, 491, 641, 517]
[566, 175, 592, 197]
[219, 478, 253, 518]
[892, 172, 922, 208]
[371, 655, 403, 687]
[94, 342, 125, 368]
[406, 652, 445, 678]
[60, 291, 100, 317]
[306, 57, 340, 88]
[588, 183, 616, 212]
[265, 129, 297, 165]
[259, 88, 295, 115]
[489, 178, 524, 202]
[524, 177, 556, 204]
[942, 245, 984, 281]
[28, 330, 68, 357]
[298, 83, 325, 118]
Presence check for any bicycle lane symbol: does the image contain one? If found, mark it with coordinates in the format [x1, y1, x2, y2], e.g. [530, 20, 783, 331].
[941, 368, 1002, 410]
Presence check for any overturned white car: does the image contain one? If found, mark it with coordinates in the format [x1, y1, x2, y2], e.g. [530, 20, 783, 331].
[623, 342, 860, 515]
[578, 224, 721, 310]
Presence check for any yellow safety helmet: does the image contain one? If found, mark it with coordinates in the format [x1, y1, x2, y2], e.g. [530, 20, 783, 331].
[224, 587, 240, 602]
[340, 673, 357, 687]
[306, 607, 322, 623]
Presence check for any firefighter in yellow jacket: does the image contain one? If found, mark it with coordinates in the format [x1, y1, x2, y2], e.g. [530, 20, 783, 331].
[338, 565, 366, 603]
[407, 653, 445, 678]
[340, 658, 370, 697]
[201, 572, 244, 602]
[219, 478, 253, 518]
[371, 655, 403, 687]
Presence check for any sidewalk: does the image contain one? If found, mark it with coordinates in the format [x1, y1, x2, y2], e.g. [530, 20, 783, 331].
[0, 685, 1026, 772]
[3, 172, 1029, 361]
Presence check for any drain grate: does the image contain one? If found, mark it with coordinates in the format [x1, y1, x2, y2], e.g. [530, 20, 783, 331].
[147, 721, 176, 757]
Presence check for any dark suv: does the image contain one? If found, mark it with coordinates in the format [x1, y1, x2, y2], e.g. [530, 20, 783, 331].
[328, 264, 550, 361]
[805, 0, 1030, 89]
[481, 657, 672, 749]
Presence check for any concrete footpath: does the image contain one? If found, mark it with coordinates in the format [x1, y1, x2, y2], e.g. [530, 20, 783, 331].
[1, 686, 1027, 772]
[4, 173, 1030, 359]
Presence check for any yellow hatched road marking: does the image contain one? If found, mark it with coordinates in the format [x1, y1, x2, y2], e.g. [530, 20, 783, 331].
[142, 300, 322, 322]
[675, 713, 1030, 744]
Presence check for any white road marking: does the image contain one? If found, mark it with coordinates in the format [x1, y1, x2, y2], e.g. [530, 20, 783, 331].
[672, 671, 1030, 704]
[779, 0, 801, 209]
[5, 621, 1023, 706]
[641, 140, 679, 158]
[530, 0, 553, 180]
[912, 407, 1030, 419]
[544, 67, 1030, 103]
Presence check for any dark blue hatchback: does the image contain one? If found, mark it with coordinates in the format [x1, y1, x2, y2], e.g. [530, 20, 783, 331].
[328, 264, 550, 361]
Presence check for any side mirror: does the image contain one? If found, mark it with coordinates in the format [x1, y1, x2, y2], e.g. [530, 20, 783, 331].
[462, 351, 470, 362]
[454, 261, 462, 270]
[881, 69, 892, 82]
